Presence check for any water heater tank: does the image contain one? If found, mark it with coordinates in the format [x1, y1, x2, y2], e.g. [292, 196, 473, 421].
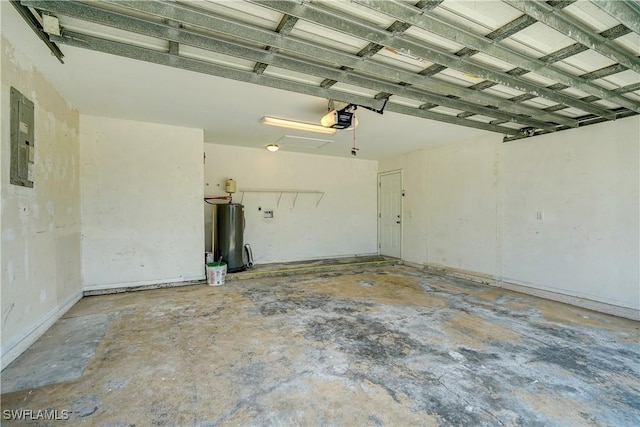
[213, 203, 245, 273]
[225, 178, 236, 193]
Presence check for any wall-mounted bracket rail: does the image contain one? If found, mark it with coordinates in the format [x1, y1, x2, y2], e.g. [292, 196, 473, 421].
[238, 189, 325, 207]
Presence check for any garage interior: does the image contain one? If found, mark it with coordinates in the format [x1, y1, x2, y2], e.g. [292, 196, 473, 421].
[1, 0, 639, 425]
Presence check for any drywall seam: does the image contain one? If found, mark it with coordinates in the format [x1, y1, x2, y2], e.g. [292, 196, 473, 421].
[494, 138, 505, 286]
[423, 155, 429, 267]
[425, 263, 639, 320]
[1, 290, 82, 370]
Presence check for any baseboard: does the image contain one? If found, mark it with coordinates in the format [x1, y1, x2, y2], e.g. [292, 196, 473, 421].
[425, 263, 494, 285]
[83, 275, 205, 296]
[1, 290, 83, 371]
[256, 253, 381, 264]
[399, 260, 423, 269]
[424, 263, 639, 321]
[497, 279, 640, 321]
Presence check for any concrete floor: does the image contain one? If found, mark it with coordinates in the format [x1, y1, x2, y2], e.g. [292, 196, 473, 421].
[1, 264, 639, 426]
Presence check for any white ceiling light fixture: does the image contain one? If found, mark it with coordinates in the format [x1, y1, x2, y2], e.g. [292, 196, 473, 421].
[266, 144, 280, 152]
[260, 116, 337, 135]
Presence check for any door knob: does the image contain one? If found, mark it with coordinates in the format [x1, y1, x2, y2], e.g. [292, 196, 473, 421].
[396, 221, 401, 224]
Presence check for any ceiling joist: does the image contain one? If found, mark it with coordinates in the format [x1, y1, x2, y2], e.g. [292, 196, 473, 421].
[352, 0, 640, 113]
[504, 0, 640, 74]
[17, 0, 640, 141]
[51, 30, 518, 135]
[591, 0, 640, 35]
[249, 0, 616, 119]
[24, 0, 551, 130]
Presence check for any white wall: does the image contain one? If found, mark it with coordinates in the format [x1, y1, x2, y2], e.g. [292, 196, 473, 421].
[80, 116, 205, 290]
[425, 138, 499, 276]
[1, 36, 82, 369]
[380, 117, 640, 315]
[204, 144, 378, 263]
[500, 119, 639, 309]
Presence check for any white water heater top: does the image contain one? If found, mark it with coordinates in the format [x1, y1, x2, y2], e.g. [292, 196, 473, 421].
[225, 178, 236, 193]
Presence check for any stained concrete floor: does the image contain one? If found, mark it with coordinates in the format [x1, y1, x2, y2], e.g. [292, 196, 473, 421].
[1, 265, 639, 426]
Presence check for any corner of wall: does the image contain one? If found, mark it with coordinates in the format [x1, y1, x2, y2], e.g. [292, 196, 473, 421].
[377, 121, 639, 317]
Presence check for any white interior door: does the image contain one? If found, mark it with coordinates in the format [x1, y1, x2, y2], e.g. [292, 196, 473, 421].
[378, 171, 402, 258]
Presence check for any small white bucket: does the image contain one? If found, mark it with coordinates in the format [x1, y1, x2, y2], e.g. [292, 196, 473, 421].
[206, 262, 227, 286]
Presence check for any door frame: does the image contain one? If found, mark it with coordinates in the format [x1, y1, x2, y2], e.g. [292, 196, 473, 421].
[377, 169, 403, 259]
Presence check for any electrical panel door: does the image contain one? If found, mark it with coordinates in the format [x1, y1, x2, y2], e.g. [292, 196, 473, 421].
[10, 87, 35, 188]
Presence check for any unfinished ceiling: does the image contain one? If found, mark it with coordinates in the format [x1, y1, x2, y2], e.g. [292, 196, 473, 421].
[11, 0, 640, 153]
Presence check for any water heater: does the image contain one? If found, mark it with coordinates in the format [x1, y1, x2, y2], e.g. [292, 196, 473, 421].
[213, 203, 245, 273]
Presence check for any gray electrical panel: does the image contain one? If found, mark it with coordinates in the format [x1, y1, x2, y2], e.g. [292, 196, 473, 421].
[10, 87, 35, 188]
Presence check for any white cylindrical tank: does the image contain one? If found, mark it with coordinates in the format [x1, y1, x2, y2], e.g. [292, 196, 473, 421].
[225, 178, 236, 194]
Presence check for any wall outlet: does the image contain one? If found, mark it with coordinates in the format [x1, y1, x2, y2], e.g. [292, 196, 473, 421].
[264, 210, 274, 219]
